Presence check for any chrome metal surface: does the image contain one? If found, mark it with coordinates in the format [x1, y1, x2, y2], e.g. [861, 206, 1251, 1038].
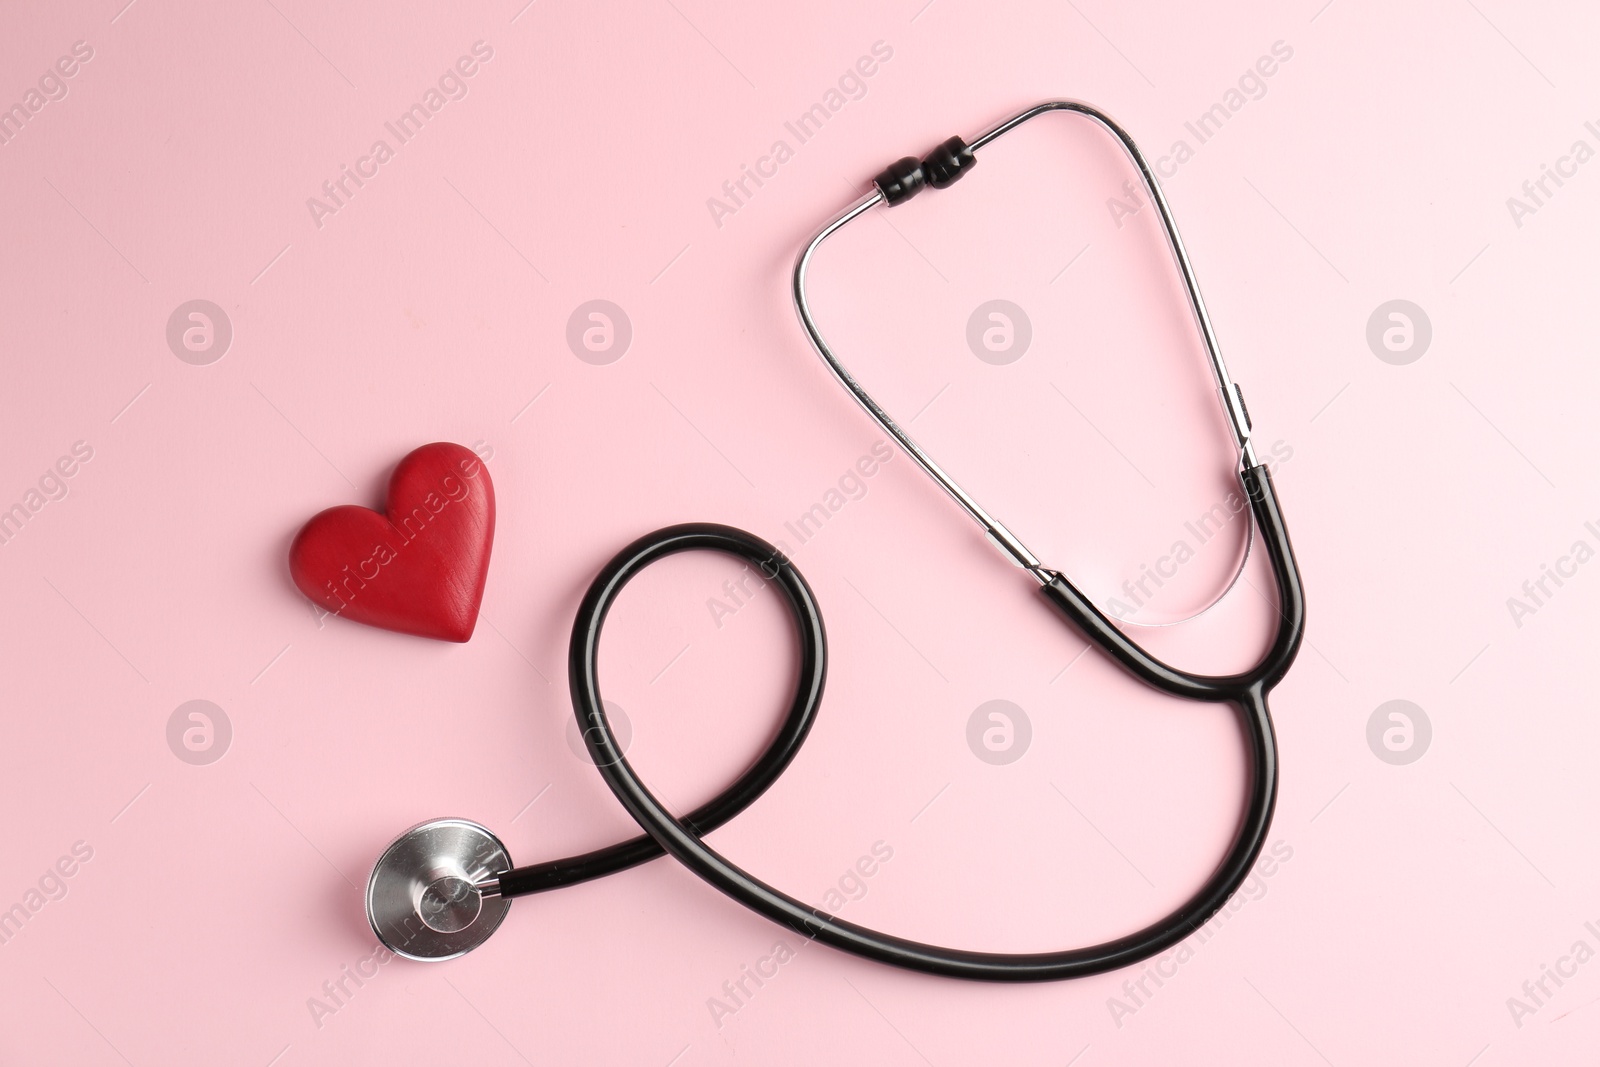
[367, 818, 512, 961]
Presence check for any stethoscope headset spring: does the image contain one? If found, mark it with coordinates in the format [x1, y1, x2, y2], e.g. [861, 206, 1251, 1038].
[366, 100, 1306, 981]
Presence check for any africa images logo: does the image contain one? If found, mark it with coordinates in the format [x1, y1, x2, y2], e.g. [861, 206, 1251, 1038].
[0, 40, 94, 149]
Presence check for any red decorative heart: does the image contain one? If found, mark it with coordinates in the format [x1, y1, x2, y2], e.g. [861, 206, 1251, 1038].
[289, 442, 494, 642]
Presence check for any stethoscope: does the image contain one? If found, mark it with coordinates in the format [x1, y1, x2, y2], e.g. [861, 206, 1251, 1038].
[366, 101, 1305, 981]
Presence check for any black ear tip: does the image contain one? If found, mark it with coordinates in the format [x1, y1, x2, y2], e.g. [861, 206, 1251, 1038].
[923, 136, 975, 189]
[871, 136, 976, 205]
[873, 156, 925, 205]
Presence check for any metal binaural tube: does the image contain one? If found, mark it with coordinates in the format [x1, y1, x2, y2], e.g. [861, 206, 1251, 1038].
[969, 101, 1255, 463]
[791, 191, 1051, 583]
[791, 101, 1262, 588]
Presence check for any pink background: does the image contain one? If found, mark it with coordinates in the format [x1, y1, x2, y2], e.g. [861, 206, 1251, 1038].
[1, 0, 1597, 1063]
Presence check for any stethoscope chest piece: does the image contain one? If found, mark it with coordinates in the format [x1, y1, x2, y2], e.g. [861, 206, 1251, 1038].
[366, 818, 512, 961]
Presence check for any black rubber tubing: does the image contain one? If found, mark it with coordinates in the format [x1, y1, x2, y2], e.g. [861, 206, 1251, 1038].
[552, 464, 1304, 981]
[492, 524, 828, 898]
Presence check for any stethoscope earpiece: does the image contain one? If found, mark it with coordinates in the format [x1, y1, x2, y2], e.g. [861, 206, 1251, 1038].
[366, 818, 512, 961]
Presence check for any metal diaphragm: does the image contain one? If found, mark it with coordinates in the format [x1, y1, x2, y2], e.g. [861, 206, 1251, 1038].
[366, 818, 511, 961]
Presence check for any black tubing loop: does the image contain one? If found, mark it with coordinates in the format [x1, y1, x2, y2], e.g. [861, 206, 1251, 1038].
[492, 523, 826, 900]
[570, 516, 1305, 981]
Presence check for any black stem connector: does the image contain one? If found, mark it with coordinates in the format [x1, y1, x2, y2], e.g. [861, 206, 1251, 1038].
[872, 135, 976, 205]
